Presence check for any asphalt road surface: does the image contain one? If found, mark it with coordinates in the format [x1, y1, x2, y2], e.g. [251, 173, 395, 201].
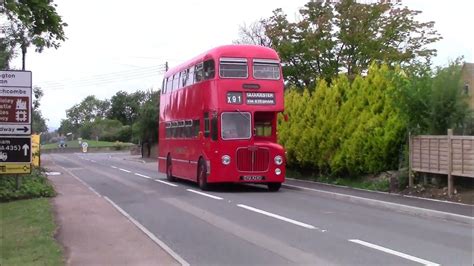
[45, 152, 473, 266]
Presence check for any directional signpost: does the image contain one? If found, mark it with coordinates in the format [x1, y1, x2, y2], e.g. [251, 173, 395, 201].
[0, 70, 32, 175]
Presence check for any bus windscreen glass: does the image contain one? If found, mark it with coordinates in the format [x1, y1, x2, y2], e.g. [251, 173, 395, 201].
[221, 112, 251, 139]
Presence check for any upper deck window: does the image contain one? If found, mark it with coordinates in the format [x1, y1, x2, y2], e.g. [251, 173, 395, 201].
[203, 60, 215, 80]
[253, 59, 280, 80]
[219, 58, 248, 78]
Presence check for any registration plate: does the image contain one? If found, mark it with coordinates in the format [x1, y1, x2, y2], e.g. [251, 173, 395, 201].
[241, 176, 265, 181]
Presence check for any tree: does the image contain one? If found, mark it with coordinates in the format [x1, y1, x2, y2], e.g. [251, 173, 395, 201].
[0, 38, 14, 69]
[132, 90, 159, 143]
[264, 0, 441, 88]
[108, 90, 146, 125]
[3, 0, 67, 69]
[32, 87, 47, 133]
[65, 95, 109, 130]
[233, 19, 272, 47]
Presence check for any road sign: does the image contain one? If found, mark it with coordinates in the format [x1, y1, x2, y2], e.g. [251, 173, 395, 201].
[0, 163, 31, 174]
[0, 124, 31, 135]
[0, 71, 32, 88]
[0, 136, 31, 163]
[0, 71, 32, 136]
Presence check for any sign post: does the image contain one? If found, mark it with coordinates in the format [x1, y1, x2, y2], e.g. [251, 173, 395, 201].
[0, 70, 32, 177]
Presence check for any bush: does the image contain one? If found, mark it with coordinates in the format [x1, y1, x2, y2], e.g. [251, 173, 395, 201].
[0, 168, 55, 202]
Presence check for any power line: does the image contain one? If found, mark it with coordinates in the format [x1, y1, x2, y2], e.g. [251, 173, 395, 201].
[40, 64, 166, 85]
[38, 64, 167, 90]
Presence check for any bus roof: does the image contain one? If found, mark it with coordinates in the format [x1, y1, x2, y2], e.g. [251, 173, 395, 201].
[164, 45, 280, 78]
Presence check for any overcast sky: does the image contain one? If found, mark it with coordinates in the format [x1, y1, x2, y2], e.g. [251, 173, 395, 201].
[6, 0, 474, 130]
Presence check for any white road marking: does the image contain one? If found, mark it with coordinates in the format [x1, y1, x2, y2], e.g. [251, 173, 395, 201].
[283, 184, 474, 223]
[186, 189, 223, 200]
[154, 179, 178, 187]
[237, 204, 316, 230]
[349, 239, 439, 266]
[134, 173, 152, 179]
[104, 197, 189, 266]
[111, 166, 118, 169]
[90, 160, 97, 163]
[119, 168, 131, 173]
[57, 166, 102, 198]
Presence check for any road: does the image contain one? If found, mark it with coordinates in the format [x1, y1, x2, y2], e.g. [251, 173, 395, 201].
[45, 152, 473, 266]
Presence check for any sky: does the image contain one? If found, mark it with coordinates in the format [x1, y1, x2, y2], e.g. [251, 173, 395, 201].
[5, 0, 474, 130]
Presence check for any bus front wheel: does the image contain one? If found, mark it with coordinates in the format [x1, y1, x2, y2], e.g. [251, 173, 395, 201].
[197, 159, 209, 191]
[267, 183, 281, 192]
[166, 156, 176, 182]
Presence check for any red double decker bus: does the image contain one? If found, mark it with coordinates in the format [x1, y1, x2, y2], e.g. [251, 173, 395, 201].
[158, 45, 285, 191]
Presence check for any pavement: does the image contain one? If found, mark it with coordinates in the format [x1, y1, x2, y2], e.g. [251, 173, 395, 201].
[44, 157, 180, 266]
[43, 151, 473, 265]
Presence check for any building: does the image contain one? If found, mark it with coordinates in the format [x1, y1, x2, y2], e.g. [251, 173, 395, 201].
[461, 62, 474, 110]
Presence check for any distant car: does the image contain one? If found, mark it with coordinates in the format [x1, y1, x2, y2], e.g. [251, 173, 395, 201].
[0, 152, 7, 161]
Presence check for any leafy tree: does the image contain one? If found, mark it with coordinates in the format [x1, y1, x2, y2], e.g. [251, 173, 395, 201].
[233, 19, 272, 47]
[427, 61, 468, 134]
[32, 87, 47, 133]
[57, 119, 75, 135]
[3, 0, 67, 69]
[65, 95, 109, 130]
[264, 0, 441, 88]
[132, 90, 159, 143]
[108, 91, 146, 125]
[0, 39, 14, 69]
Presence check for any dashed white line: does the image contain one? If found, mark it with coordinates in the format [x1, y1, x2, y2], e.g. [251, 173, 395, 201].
[349, 239, 439, 266]
[111, 166, 118, 169]
[103, 196, 190, 266]
[154, 179, 178, 187]
[186, 189, 223, 200]
[134, 173, 152, 179]
[90, 160, 97, 163]
[237, 204, 317, 230]
[118, 168, 131, 173]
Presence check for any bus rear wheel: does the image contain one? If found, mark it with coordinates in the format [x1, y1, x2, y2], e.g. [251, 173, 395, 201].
[197, 159, 209, 191]
[267, 183, 281, 192]
[166, 156, 176, 182]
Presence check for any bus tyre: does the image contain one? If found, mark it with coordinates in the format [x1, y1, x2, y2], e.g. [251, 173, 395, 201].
[166, 156, 176, 182]
[198, 159, 209, 191]
[267, 183, 281, 192]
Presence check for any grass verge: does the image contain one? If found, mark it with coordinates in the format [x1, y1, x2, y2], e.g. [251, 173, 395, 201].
[41, 139, 134, 150]
[286, 168, 390, 192]
[0, 198, 63, 266]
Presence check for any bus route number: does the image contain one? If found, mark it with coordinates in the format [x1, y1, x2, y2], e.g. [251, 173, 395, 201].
[226, 92, 243, 104]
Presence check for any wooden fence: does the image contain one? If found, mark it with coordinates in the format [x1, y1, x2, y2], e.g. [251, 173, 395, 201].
[409, 129, 474, 197]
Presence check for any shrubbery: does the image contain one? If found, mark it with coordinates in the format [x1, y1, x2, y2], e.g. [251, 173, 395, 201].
[279, 62, 470, 177]
[0, 168, 55, 202]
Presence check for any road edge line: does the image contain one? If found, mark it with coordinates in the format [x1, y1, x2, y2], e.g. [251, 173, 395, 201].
[283, 184, 474, 225]
[286, 177, 473, 207]
[103, 196, 189, 266]
[58, 165, 102, 198]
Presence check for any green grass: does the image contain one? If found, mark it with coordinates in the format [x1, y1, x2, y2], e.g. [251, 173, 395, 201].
[286, 168, 390, 192]
[0, 198, 63, 266]
[41, 139, 134, 150]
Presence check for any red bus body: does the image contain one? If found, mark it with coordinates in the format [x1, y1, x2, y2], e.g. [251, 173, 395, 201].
[158, 45, 285, 191]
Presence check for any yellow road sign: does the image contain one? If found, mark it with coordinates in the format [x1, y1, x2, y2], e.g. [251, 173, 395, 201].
[0, 163, 31, 174]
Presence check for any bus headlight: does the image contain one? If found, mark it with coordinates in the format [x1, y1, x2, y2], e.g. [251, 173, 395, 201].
[221, 155, 231, 165]
[275, 168, 282, 175]
[274, 155, 283, 165]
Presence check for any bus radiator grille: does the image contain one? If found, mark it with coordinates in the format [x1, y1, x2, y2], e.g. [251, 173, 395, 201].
[236, 147, 269, 172]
